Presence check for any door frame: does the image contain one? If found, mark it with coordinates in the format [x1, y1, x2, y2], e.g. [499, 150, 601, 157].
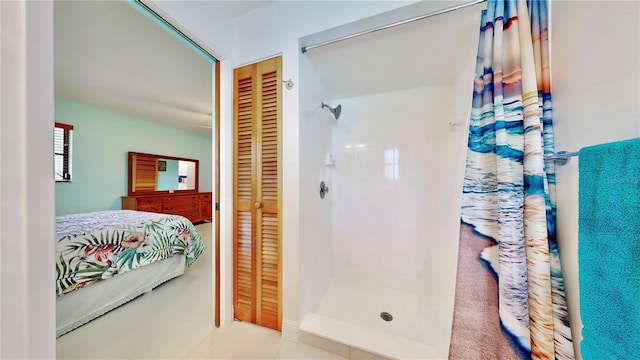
[133, 0, 222, 328]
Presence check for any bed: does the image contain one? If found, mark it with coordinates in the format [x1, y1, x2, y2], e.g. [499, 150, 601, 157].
[55, 210, 206, 337]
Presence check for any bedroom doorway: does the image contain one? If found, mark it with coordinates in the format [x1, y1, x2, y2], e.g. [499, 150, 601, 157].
[233, 56, 283, 331]
[54, 0, 221, 337]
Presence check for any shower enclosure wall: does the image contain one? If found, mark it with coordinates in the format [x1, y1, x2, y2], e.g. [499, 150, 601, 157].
[298, 8, 480, 358]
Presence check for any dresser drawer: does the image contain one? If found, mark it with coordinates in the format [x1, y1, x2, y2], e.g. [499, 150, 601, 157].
[122, 193, 209, 223]
[136, 198, 161, 213]
[163, 201, 198, 213]
[163, 195, 198, 204]
[199, 193, 213, 220]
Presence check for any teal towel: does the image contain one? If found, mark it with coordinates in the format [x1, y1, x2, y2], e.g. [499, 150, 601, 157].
[579, 137, 640, 359]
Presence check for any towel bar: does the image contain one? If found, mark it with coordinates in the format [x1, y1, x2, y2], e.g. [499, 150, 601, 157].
[546, 151, 579, 166]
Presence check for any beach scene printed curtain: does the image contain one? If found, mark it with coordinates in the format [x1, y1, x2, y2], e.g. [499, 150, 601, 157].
[458, 0, 574, 358]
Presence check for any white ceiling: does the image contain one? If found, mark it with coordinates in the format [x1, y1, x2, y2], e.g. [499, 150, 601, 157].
[214, 0, 275, 18]
[305, 1, 483, 101]
[54, 1, 271, 137]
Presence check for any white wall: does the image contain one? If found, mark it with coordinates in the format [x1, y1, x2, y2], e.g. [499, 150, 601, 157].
[298, 55, 334, 321]
[420, 63, 476, 343]
[0, 1, 56, 358]
[551, 1, 640, 357]
[322, 77, 472, 337]
[330, 85, 457, 289]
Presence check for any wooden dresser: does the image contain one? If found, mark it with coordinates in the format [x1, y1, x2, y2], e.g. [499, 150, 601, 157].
[122, 192, 212, 224]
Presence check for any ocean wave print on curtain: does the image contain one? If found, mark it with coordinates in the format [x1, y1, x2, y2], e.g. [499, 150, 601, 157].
[450, 0, 574, 359]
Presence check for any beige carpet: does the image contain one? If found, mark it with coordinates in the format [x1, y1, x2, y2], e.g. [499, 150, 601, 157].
[448, 223, 519, 360]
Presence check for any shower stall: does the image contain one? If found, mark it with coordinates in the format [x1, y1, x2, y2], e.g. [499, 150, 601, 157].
[298, 3, 482, 359]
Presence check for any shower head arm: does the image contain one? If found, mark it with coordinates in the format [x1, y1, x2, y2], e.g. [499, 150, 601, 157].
[321, 102, 342, 120]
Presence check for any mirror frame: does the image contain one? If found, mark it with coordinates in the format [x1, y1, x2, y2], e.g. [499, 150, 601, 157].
[127, 151, 199, 196]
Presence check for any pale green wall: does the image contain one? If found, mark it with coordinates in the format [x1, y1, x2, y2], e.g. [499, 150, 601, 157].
[55, 98, 212, 215]
[157, 159, 179, 190]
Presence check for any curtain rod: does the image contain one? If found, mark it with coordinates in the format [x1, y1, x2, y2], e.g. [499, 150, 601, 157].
[301, 0, 488, 53]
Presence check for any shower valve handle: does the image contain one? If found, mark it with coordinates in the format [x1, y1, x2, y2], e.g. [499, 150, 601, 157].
[319, 181, 329, 199]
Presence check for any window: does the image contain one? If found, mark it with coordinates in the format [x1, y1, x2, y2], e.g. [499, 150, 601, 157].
[384, 147, 399, 181]
[55, 122, 73, 181]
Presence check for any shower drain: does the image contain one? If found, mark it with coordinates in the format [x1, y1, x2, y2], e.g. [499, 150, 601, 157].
[380, 312, 393, 322]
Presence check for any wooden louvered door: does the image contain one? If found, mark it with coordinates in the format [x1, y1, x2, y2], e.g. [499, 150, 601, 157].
[233, 56, 282, 331]
[233, 61, 256, 324]
[132, 154, 158, 192]
[255, 58, 281, 330]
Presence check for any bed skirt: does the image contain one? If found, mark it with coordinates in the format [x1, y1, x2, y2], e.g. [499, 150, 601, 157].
[56, 255, 186, 337]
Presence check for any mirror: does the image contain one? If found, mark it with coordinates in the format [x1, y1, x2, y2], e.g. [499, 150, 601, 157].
[128, 152, 199, 196]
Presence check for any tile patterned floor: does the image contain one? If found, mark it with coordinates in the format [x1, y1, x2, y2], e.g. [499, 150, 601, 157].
[184, 321, 345, 359]
[56, 222, 343, 360]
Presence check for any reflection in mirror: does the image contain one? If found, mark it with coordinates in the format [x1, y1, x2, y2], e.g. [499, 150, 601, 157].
[178, 160, 197, 190]
[156, 159, 197, 191]
[128, 152, 199, 195]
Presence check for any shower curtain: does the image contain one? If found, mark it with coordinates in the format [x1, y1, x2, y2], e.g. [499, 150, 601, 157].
[451, 0, 574, 359]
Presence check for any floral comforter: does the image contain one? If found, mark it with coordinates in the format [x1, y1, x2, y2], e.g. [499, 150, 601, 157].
[56, 210, 205, 297]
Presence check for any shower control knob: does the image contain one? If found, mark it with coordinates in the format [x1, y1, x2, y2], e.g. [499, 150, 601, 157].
[320, 181, 329, 199]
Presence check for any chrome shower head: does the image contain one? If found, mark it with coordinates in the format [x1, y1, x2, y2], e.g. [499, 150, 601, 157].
[322, 102, 342, 120]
